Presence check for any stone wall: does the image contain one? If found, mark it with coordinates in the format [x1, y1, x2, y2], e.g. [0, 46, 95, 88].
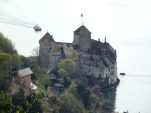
[39, 38, 118, 85]
[73, 26, 91, 52]
[76, 51, 118, 85]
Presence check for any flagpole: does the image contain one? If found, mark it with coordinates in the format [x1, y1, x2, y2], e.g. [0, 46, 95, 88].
[81, 13, 84, 26]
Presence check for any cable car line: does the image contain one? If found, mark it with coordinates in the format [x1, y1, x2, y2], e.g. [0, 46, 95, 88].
[0, 14, 42, 32]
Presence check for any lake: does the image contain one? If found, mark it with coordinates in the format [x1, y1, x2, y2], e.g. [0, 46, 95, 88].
[115, 75, 151, 113]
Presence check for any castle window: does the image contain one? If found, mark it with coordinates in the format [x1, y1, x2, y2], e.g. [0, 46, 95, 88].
[48, 47, 51, 52]
[60, 47, 65, 58]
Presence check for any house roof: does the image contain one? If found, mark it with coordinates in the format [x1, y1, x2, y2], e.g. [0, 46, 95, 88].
[74, 25, 91, 34]
[39, 32, 54, 43]
[18, 67, 33, 77]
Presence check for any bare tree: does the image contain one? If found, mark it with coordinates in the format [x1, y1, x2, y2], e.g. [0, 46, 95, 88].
[32, 47, 39, 57]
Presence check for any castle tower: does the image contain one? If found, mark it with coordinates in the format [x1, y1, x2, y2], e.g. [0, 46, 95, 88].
[73, 25, 91, 52]
[39, 32, 54, 69]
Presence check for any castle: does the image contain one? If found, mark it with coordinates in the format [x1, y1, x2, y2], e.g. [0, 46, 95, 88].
[39, 25, 118, 85]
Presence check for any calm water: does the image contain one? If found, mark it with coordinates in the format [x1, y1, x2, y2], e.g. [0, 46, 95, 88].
[115, 75, 151, 113]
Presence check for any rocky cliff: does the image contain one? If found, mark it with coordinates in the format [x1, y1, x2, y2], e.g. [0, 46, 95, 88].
[38, 25, 119, 113]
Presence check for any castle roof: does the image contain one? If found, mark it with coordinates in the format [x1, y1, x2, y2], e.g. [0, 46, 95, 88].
[74, 25, 91, 34]
[39, 32, 54, 43]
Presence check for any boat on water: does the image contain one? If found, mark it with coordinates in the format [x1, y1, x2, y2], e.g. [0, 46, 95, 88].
[120, 73, 126, 76]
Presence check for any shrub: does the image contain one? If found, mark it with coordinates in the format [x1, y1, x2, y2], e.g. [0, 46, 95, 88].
[60, 92, 87, 113]
[0, 33, 16, 53]
[58, 58, 76, 76]
[0, 91, 13, 113]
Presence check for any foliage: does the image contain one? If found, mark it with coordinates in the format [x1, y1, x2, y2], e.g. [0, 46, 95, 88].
[58, 68, 68, 77]
[0, 33, 21, 91]
[0, 90, 43, 113]
[0, 33, 43, 113]
[31, 63, 51, 94]
[0, 91, 13, 113]
[0, 53, 21, 90]
[0, 33, 21, 84]
[0, 33, 16, 53]
[36, 73, 51, 90]
[12, 90, 43, 113]
[0, 53, 12, 90]
[101, 88, 116, 113]
[46, 96, 61, 113]
[0, 53, 12, 62]
[65, 81, 91, 109]
[63, 76, 71, 88]
[60, 92, 88, 113]
[58, 58, 75, 77]
[11, 54, 22, 71]
[76, 82, 91, 108]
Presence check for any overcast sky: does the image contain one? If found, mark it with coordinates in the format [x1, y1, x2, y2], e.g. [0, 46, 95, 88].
[0, 0, 151, 75]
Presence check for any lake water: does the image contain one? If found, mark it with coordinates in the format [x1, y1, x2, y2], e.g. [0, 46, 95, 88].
[115, 75, 151, 113]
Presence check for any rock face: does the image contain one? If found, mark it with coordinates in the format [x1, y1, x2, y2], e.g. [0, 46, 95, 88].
[39, 25, 118, 85]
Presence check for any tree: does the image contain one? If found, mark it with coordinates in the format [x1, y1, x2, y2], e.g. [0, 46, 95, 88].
[76, 82, 91, 108]
[25, 94, 43, 113]
[60, 92, 87, 113]
[0, 52, 21, 90]
[0, 91, 13, 113]
[0, 33, 20, 90]
[12, 91, 43, 113]
[58, 58, 76, 76]
[32, 47, 39, 57]
[58, 68, 68, 77]
[0, 33, 16, 53]
[0, 53, 12, 90]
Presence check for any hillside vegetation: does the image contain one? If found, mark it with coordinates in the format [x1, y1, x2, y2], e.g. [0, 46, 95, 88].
[0, 33, 43, 113]
[0, 33, 118, 113]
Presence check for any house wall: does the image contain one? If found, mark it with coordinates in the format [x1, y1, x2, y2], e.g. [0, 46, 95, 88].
[18, 75, 32, 89]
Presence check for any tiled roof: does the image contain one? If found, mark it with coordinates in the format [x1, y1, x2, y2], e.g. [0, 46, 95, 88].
[18, 67, 33, 77]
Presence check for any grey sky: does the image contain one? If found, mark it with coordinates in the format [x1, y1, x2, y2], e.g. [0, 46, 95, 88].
[0, 0, 151, 75]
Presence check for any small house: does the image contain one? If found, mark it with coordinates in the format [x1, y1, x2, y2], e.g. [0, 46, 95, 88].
[17, 67, 37, 90]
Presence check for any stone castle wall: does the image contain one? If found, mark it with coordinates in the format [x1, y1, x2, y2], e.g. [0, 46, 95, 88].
[39, 26, 118, 85]
[73, 28, 91, 52]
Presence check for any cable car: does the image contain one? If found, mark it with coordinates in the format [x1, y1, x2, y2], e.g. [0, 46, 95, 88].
[33, 25, 42, 32]
[0, 15, 42, 32]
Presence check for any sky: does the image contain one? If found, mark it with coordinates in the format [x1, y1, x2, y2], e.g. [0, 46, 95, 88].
[0, 0, 151, 75]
